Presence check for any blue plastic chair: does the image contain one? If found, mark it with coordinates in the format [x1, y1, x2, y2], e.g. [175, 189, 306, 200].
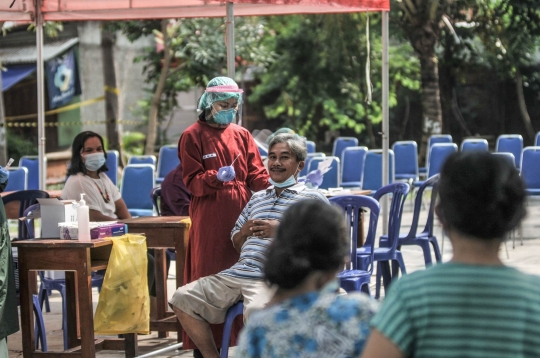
[361, 150, 395, 192]
[420, 134, 452, 174]
[381, 175, 441, 267]
[307, 156, 340, 189]
[19, 156, 46, 190]
[105, 150, 119, 186]
[415, 143, 457, 188]
[392, 141, 419, 181]
[329, 195, 379, 294]
[220, 301, 244, 358]
[492, 152, 516, 168]
[496, 134, 523, 169]
[121, 164, 156, 216]
[340, 146, 368, 188]
[299, 152, 325, 178]
[5, 167, 28, 192]
[535, 132, 540, 146]
[332, 137, 358, 161]
[460, 138, 488, 152]
[22, 203, 104, 351]
[14, 255, 48, 351]
[357, 182, 410, 298]
[3, 190, 49, 240]
[306, 140, 316, 154]
[128, 155, 157, 166]
[156, 145, 180, 184]
[521, 147, 540, 197]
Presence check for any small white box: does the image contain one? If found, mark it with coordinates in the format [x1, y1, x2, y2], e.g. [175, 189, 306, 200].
[37, 198, 77, 238]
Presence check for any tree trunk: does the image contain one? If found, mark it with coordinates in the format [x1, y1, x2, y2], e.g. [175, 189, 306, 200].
[515, 70, 535, 142]
[418, 54, 443, 166]
[101, 28, 123, 163]
[145, 19, 171, 155]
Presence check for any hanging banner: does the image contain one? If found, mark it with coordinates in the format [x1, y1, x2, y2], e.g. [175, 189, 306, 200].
[45, 48, 81, 109]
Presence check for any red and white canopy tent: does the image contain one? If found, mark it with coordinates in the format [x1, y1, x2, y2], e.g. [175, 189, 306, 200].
[0, 0, 390, 205]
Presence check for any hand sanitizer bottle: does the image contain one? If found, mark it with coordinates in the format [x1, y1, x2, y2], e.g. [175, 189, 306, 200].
[77, 193, 90, 241]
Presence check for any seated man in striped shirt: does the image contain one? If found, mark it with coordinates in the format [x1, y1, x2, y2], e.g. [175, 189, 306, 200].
[169, 133, 328, 358]
[361, 152, 540, 358]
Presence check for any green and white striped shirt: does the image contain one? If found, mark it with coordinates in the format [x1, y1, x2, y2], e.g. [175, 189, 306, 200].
[371, 263, 540, 358]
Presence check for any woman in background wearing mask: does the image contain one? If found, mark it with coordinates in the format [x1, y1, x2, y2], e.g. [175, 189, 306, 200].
[62, 131, 130, 221]
[178, 76, 269, 355]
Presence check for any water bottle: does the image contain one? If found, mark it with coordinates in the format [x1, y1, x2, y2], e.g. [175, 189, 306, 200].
[77, 193, 91, 241]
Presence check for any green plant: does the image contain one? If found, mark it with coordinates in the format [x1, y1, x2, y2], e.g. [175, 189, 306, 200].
[6, 131, 38, 164]
[122, 131, 146, 156]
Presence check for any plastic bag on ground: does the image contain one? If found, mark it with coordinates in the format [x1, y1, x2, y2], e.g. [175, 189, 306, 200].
[94, 234, 150, 335]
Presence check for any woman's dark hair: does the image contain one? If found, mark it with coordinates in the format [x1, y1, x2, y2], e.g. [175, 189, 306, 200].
[67, 131, 108, 176]
[264, 199, 348, 289]
[437, 151, 526, 240]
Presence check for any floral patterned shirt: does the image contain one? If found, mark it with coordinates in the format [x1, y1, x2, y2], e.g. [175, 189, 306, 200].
[237, 290, 379, 358]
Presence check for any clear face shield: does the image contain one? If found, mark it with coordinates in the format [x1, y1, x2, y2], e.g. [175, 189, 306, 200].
[199, 84, 244, 126]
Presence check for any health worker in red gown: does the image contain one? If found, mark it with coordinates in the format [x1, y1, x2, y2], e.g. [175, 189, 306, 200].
[178, 76, 270, 352]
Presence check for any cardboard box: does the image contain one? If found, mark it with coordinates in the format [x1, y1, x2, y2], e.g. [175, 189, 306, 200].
[91, 223, 126, 239]
[37, 198, 77, 238]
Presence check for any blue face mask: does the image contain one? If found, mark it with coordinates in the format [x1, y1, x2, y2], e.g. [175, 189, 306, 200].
[83, 152, 106, 172]
[269, 164, 300, 188]
[213, 108, 237, 124]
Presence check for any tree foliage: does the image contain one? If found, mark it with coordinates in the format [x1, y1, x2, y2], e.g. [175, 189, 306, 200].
[249, 14, 419, 143]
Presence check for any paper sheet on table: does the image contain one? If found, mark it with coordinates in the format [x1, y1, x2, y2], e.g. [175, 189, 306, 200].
[317, 158, 333, 174]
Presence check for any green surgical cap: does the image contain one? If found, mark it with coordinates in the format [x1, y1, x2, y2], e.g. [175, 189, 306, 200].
[198, 76, 243, 110]
[266, 128, 295, 144]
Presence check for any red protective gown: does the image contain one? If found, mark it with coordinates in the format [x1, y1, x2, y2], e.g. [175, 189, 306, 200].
[179, 120, 270, 349]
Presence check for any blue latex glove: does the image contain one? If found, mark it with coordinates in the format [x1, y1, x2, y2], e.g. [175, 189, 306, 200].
[305, 169, 323, 189]
[217, 166, 236, 182]
[0, 166, 8, 184]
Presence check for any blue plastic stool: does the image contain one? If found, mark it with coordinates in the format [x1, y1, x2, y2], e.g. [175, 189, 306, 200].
[220, 301, 244, 358]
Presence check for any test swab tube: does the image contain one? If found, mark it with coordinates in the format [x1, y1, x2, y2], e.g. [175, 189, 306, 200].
[5, 158, 14, 169]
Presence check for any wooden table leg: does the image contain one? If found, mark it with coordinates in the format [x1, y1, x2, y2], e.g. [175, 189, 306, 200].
[154, 248, 168, 338]
[18, 251, 37, 356]
[77, 248, 96, 358]
[124, 333, 138, 358]
[65, 271, 80, 348]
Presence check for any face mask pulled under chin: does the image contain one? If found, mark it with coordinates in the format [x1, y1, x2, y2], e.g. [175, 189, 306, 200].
[269, 164, 300, 188]
[83, 152, 106, 172]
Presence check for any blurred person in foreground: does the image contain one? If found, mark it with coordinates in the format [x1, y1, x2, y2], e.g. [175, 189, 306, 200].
[170, 133, 328, 358]
[236, 199, 378, 358]
[177, 76, 270, 353]
[0, 167, 19, 356]
[160, 162, 191, 216]
[361, 151, 540, 358]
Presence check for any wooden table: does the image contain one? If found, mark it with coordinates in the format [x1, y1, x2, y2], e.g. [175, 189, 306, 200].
[119, 216, 190, 340]
[12, 238, 138, 358]
[326, 190, 371, 246]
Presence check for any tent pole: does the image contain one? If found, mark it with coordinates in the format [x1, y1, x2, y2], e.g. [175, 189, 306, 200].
[36, 0, 46, 190]
[226, 2, 235, 78]
[381, 10, 389, 234]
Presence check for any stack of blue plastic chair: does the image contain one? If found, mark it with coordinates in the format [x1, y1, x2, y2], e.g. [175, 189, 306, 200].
[5, 167, 28, 192]
[392, 141, 419, 182]
[19, 156, 45, 190]
[496, 134, 523, 169]
[414, 143, 457, 188]
[357, 182, 410, 299]
[156, 145, 180, 184]
[299, 152, 325, 178]
[361, 150, 395, 192]
[332, 137, 358, 161]
[536, 132, 540, 146]
[121, 164, 156, 216]
[220, 301, 244, 358]
[521, 147, 540, 197]
[460, 138, 488, 152]
[340, 146, 368, 188]
[380, 175, 441, 267]
[105, 150, 119, 186]
[329, 195, 379, 294]
[306, 140, 316, 154]
[307, 156, 340, 189]
[128, 155, 157, 166]
[419, 134, 452, 175]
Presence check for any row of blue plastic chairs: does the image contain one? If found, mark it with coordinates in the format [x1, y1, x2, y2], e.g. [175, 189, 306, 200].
[299, 133, 540, 193]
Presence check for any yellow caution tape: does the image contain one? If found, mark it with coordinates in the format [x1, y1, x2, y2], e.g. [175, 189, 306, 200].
[5, 96, 105, 121]
[104, 86, 121, 95]
[2, 119, 144, 128]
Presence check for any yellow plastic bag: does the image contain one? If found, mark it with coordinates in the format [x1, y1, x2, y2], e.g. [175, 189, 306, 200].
[94, 234, 150, 335]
